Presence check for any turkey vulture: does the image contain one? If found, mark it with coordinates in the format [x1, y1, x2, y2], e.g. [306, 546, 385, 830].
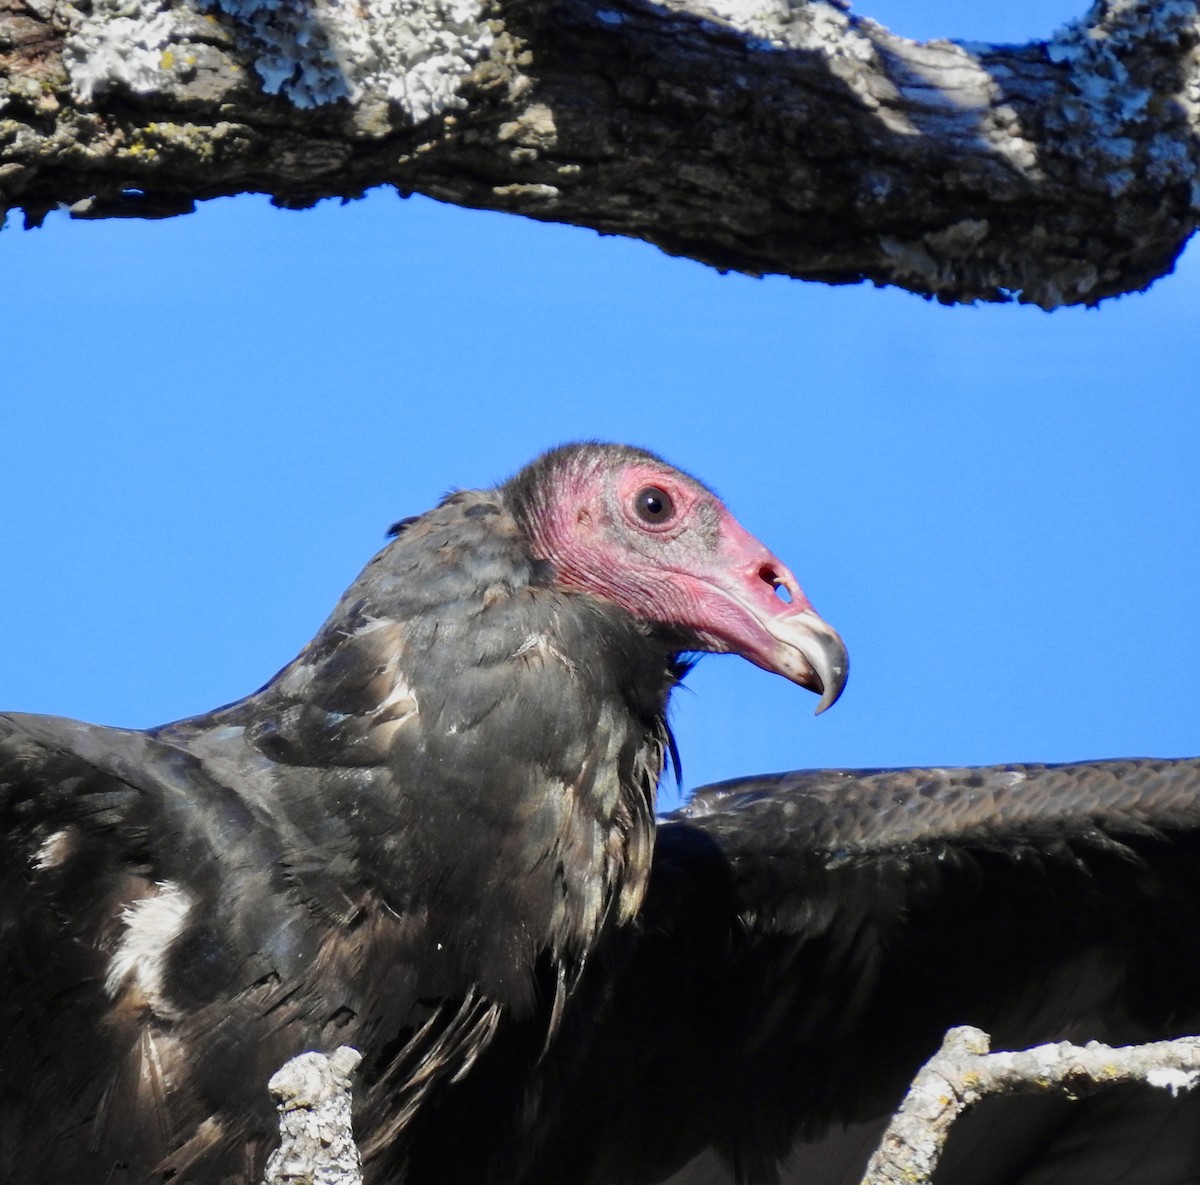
[2, 441, 1198, 1185]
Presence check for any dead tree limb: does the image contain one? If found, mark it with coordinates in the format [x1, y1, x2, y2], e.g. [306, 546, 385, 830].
[862, 1026, 1200, 1185]
[264, 1047, 363, 1185]
[258, 1030, 1200, 1185]
[6, 0, 1194, 305]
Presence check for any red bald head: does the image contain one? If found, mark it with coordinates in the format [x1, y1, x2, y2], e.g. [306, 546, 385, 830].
[505, 444, 847, 713]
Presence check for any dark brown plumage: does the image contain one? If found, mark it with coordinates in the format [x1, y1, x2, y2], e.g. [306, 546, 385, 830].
[2, 443, 1199, 1185]
[0, 442, 845, 1183]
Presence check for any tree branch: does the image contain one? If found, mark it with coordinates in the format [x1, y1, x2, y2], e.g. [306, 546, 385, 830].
[862, 1026, 1200, 1185]
[7, 0, 1194, 304]
[259, 1030, 1200, 1185]
[264, 1046, 363, 1185]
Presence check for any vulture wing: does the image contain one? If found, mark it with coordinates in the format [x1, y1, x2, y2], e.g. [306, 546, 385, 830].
[0, 711, 300, 1178]
[526, 758, 1200, 1185]
[0, 700, 539, 1183]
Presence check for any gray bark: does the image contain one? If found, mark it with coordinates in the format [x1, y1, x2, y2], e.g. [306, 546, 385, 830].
[264, 1047, 363, 1185]
[862, 1026, 1200, 1185]
[1, 0, 1198, 306]
[256, 1031, 1200, 1184]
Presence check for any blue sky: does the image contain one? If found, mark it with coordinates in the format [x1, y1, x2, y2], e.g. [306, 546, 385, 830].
[3, 1, 1197, 812]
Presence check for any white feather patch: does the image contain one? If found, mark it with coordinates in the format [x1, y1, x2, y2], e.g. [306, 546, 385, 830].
[105, 881, 193, 1018]
[378, 676, 419, 722]
[373, 676, 420, 749]
[32, 828, 75, 871]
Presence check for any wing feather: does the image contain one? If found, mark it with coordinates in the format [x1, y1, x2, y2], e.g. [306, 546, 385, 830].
[524, 758, 1200, 1185]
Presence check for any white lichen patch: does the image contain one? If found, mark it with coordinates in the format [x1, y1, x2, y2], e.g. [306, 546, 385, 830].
[63, 0, 187, 103]
[211, 0, 493, 118]
[1147, 1066, 1200, 1097]
[61, 0, 492, 123]
[685, 0, 875, 62]
[1045, 0, 1200, 187]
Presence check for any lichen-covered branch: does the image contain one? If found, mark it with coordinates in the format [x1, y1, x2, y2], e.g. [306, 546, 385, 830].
[258, 1031, 1200, 1185]
[862, 1026, 1200, 1185]
[2, 0, 1198, 305]
[264, 1047, 363, 1185]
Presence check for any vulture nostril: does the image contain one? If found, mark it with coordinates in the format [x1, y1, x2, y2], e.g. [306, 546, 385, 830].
[760, 565, 792, 603]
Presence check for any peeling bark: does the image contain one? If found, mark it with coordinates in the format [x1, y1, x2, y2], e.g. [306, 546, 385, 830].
[1, 0, 1198, 306]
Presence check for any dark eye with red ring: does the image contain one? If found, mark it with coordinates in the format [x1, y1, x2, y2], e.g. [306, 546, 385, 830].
[634, 486, 675, 525]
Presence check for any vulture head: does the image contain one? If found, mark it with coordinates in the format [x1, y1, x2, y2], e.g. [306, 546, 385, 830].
[504, 442, 848, 712]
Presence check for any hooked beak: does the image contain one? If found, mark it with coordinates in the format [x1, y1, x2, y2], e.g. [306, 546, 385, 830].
[759, 606, 849, 714]
[687, 517, 848, 714]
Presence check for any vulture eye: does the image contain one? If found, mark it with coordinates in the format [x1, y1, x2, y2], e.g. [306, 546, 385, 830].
[634, 486, 675, 525]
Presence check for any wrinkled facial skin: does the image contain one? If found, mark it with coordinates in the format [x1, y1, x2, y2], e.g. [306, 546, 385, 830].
[520, 449, 848, 714]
